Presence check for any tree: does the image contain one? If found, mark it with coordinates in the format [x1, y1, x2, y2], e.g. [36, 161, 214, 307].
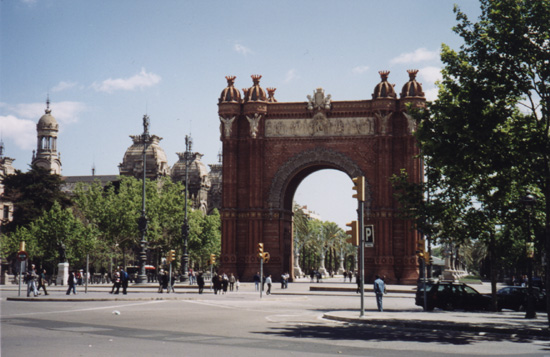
[404, 0, 549, 318]
[1, 165, 71, 233]
[1, 202, 98, 272]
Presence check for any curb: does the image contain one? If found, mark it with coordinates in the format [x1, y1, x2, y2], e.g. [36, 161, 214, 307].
[322, 313, 550, 338]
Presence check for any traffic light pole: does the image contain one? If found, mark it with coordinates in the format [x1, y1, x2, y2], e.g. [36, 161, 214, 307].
[358, 199, 365, 317]
[260, 258, 264, 299]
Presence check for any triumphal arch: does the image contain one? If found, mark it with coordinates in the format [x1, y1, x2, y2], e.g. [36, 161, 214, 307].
[217, 70, 425, 284]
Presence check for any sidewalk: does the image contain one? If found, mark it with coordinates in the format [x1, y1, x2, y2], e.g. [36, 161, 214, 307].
[2, 280, 549, 338]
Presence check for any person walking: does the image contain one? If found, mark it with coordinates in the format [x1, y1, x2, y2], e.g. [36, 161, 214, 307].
[355, 272, 361, 294]
[197, 272, 205, 294]
[26, 264, 39, 297]
[229, 273, 236, 292]
[253, 272, 261, 291]
[374, 274, 386, 312]
[37, 268, 49, 295]
[110, 269, 121, 294]
[66, 271, 77, 295]
[265, 275, 272, 295]
[120, 268, 129, 295]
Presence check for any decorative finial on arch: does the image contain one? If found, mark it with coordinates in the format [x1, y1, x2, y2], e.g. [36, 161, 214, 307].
[251, 74, 262, 84]
[379, 71, 390, 81]
[266, 87, 277, 103]
[407, 69, 419, 80]
[225, 75, 236, 86]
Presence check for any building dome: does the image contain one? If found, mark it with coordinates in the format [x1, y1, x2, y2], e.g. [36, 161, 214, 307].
[400, 70, 425, 98]
[372, 71, 397, 99]
[37, 108, 59, 130]
[219, 75, 242, 104]
[119, 135, 170, 179]
[244, 74, 266, 102]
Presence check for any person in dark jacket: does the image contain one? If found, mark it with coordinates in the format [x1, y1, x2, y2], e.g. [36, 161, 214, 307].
[66, 271, 77, 295]
[37, 269, 49, 295]
[197, 272, 205, 294]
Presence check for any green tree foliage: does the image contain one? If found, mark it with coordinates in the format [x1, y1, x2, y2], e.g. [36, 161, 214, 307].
[1, 165, 71, 233]
[1, 202, 98, 271]
[393, 0, 549, 313]
[72, 176, 220, 270]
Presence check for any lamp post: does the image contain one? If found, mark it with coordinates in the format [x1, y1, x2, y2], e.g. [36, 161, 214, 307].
[180, 135, 192, 282]
[136, 114, 150, 284]
[521, 192, 537, 319]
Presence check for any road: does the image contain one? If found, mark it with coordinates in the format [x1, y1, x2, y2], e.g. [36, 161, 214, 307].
[1, 282, 549, 356]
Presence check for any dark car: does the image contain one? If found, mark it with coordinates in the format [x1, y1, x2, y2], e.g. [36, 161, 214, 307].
[497, 286, 546, 312]
[416, 281, 492, 311]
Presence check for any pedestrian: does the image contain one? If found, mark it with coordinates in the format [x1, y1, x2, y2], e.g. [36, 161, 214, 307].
[170, 272, 176, 293]
[66, 271, 77, 295]
[355, 272, 361, 294]
[197, 272, 205, 294]
[374, 274, 386, 312]
[236, 279, 240, 292]
[281, 273, 286, 289]
[37, 268, 49, 295]
[160, 271, 169, 293]
[26, 264, 39, 297]
[253, 272, 261, 291]
[229, 273, 236, 292]
[157, 269, 164, 293]
[265, 275, 272, 295]
[120, 268, 129, 295]
[222, 273, 229, 294]
[110, 269, 121, 294]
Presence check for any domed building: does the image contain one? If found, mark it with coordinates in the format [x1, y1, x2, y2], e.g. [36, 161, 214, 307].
[32, 98, 62, 175]
[119, 134, 170, 180]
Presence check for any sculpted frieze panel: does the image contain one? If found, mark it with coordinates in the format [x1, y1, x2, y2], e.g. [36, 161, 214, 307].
[265, 116, 375, 137]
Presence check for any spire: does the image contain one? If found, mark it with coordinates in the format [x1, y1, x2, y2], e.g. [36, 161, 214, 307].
[45, 95, 51, 114]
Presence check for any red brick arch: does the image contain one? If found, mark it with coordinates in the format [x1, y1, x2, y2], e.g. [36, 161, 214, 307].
[218, 73, 424, 284]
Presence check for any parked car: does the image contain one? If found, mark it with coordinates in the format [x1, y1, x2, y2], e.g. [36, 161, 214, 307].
[416, 281, 492, 311]
[497, 286, 546, 312]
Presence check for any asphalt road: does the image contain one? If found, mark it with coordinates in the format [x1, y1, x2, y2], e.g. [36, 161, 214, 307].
[2, 284, 549, 356]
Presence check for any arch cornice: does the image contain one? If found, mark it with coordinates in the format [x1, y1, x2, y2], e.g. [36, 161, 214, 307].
[267, 146, 370, 209]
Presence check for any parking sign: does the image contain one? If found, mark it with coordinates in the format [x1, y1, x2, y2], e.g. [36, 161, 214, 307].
[364, 225, 374, 247]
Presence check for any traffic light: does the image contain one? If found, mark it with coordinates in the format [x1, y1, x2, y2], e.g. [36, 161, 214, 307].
[352, 176, 365, 202]
[166, 249, 176, 263]
[263, 252, 270, 264]
[210, 254, 216, 265]
[416, 237, 426, 259]
[258, 243, 264, 259]
[345, 221, 359, 246]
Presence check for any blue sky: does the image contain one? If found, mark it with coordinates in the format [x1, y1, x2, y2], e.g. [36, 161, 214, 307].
[0, 0, 481, 229]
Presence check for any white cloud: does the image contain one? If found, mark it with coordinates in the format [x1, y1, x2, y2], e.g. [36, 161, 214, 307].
[92, 68, 161, 93]
[418, 66, 442, 84]
[352, 66, 369, 74]
[424, 87, 439, 102]
[234, 43, 253, 55]
[6, 101, 86, 125]
[52, 81, 78, 92]
[284, 69, 297, 83]
[0, 100, 86, 150]
[0, 115, 35, 150]
[391, 48, 439, 64]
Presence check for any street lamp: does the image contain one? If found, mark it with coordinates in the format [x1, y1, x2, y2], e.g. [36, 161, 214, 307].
[520, 191, 537, 319]
[180, 134, 192, 283]
[136, 114, 150, 284]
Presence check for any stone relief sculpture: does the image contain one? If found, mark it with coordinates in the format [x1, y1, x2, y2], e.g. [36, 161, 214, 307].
[246, 113, 262, 138]
[375, 111, 392, 135]
[219, 116, 236, 138]
[403, 112, 416, 134]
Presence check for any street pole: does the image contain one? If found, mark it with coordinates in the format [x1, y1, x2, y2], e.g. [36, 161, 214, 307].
[181, 135, 192, 283]
[260, 258, 264, 299]
[137, 114, 150, 284]
[358, 199, 365, 317]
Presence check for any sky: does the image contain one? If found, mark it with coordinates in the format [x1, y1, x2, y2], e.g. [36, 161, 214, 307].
[0, 0, 482, 229]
